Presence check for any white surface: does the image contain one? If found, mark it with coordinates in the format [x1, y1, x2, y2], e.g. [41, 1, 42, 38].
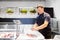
[17, 34, 44, 40]
[17, 33, 44, 40]
[54, 35, 60, 40]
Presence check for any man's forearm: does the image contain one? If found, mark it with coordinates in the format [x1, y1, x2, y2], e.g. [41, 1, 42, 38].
[38, 23, 48, 30]
[32, 21, 48, 30]
[38, 20, 49, 30]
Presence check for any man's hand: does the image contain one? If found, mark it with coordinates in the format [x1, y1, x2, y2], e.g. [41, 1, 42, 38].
[32, 20, 49, 31]
[31, 23, 39, 31]
[32, 26, 40, 31]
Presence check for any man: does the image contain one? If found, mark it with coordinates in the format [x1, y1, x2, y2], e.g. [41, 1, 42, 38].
[32, 5, 51, 39]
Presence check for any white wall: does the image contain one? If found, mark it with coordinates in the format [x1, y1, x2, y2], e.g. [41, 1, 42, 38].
[0, 1, 46, 18]
[46, 0, 60, 19]
[0, 1, 45, 7]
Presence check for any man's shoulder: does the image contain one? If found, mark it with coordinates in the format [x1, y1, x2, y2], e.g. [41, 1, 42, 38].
[44, 12, 50, 17]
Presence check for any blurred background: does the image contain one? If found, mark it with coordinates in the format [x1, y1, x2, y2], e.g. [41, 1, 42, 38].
[0, 0, 60, 40]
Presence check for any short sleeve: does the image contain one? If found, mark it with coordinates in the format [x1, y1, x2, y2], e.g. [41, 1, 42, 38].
[45, 15, 50, 22]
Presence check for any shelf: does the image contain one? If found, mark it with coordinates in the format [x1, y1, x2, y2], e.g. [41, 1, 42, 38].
[0, 29, 16, 32]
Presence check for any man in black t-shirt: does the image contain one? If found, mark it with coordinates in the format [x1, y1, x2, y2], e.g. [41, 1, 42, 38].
[32, 5, 51, 39]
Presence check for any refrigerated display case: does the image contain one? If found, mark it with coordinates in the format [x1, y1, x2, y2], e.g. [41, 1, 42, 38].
[0, 22, 16, 40]
[16, 24, 44, 40]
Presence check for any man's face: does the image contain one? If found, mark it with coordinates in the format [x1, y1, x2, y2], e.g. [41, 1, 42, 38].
[37, 7, 44, 14]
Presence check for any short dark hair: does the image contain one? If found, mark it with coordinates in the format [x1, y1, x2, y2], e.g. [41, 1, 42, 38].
[37, 6, 44, 9]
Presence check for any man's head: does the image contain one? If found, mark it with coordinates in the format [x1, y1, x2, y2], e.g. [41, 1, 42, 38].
[37, 5, 44, 14]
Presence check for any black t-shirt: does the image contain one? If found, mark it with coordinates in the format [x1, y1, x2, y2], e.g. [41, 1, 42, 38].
[35, 12, 51, 33]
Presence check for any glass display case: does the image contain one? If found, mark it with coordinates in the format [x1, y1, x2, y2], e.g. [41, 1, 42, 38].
[0, 22, 16, 40]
